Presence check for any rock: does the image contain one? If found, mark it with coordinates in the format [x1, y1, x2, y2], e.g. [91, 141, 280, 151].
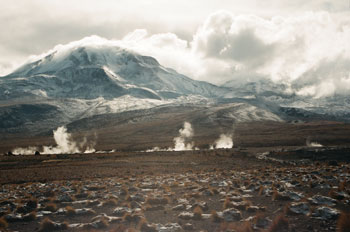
[222, 208, 242, 222]
[75, 208, 96, 216]
[4, 213, 23, 222]
[16, 205, 33, 214]
[172, 204, 186, 211]
[308, 195, 337, 206]
[330, 191, 349, 200]
[230, 201, 250, 210]
[113, 207, 131, 216]
[183, 223, 194, 230]
[57, 194, 73, 202]
[285, 191, 304, 201]
[288, 202, 310, 215]
[146, 196, 169, 205]
[26, 199, 38, 209]
[130, 193, 145, 202]
[92, 214, 122, 223]
[177, 198, 189, 204]
[178, 212, 194, 220]
[190, 201, 208, 211]
[130, 201, 142, 209]
[254, 217, 271, 229]
[202, 189, 214, 196]
[146, 205, 165, 211]
[156, 223, 182, 232]
[312, 206, 340, 220]
[89, 219, 109, 229]
[36, 211, 52, 218]
[246, 206, 260, 213]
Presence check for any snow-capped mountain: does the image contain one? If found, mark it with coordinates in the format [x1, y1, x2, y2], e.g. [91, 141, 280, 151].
[0, 38, 349, 137]
[221, 78, 350, 122]
[1, 45, 226, 101]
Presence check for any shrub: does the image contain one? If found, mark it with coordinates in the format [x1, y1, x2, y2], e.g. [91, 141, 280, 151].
[65, 206, 76, 216]
[267, 214, 289, 232]
[193, 206, 203, 220]
[103, 198, 118, 206]
[44, 203, 58, 212]
[26, 198, 38, 209]
[23, 212, 37, 221]
[337, 212, 350, 232]
[0, 217, 8, 229]
[211, 210, 222, 223]
[39, 218, 68, 232]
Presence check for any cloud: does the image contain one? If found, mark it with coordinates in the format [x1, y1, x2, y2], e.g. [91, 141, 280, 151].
[192, 11, 278, 72]
[189, 10, 350, 97]
[1, 2, 350, 98]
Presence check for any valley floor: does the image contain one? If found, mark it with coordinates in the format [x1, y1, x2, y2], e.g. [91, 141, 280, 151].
[0, 148, 349, 232]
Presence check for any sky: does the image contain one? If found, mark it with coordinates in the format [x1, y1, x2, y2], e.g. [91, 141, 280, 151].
[1, 0, 350, 97]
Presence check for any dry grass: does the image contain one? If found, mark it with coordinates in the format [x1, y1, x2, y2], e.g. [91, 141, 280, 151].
[94, 216, 109, 229]
[337, 212, 350, 232]
[123, 212, 133, 222]
[0, 217, 8, 229]
[65, 206, 76, 216]
[223, 197, 233, 209]
[272, 190, 291, 201]
[26, 198, 38, 209]
[339, 181, 347, 191]
[219, 222, 253, 232]
[193, 206, 203, 220]
[103, 198, 118, 206]
[258, 186, 265, 196]
[125, 194, 132, 202]
[145, 196, 169, 205]
[267, 214, 289, 232]
[44, 203, 58, 212]
[210, 187, 219, 194]
[211, 210, 222, 223]
[120, 187, 129, 196]
[23, 212, 37, 221]
[39, 218, 68, 232]
[236, 222, 253, 232]
[188, 192, 201, 198]
[86, 199, 100, 207]
[137, 218, 157, 232]
[16, 204, 29, 214]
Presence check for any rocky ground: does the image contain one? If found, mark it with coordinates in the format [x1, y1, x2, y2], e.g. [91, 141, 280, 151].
[0, 148, 350, 232]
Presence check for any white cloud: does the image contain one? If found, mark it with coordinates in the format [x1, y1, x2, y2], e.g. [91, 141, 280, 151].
[1, 1, 349, 98]
[188, 10, 350, 97]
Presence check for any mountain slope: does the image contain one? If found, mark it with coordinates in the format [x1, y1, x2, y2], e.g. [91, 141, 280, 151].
[2, 45, 227, 101]
[221, 78, 350, 122]
[1, 37, 349, 139]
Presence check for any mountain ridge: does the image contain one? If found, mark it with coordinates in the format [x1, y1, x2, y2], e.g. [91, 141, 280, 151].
[1, 38, 350, 137]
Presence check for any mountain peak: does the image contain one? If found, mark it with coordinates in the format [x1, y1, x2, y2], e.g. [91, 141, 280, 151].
[1, 36, 226, 101]
[8, 36, 148, 77]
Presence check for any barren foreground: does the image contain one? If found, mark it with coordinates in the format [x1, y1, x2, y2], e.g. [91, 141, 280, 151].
[0, 148, 350, 232]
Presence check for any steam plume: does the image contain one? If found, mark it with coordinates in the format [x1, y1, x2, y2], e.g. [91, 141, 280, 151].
[12, 126, 96, 155]
[173, 122, 194, 151]
[145, 121, 196, 152]
[210, 134, 234, 149]
[306, 138, 323, 148]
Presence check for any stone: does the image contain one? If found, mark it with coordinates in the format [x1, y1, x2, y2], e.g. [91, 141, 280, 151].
[222, 208, 242, 222]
